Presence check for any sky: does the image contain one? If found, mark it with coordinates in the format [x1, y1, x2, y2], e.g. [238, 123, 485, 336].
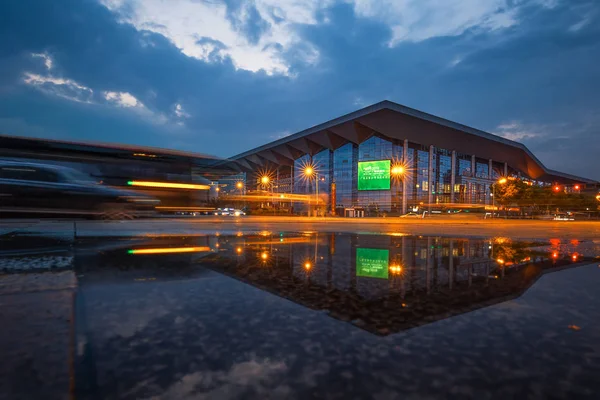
[1, 0, 599, 179]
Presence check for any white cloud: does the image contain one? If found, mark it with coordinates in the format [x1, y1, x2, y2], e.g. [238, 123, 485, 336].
[495, 121, 544, 142]
[174, 103, 190, 118]
[100, 0, 330, 76]
[100, 0, 557, 75]
[269, 130, 292, 139]
[31, 52, 53, 70]
[103, 91, 142, 108]
[351, 0, 521, 47]
[23, 72, 94, 103]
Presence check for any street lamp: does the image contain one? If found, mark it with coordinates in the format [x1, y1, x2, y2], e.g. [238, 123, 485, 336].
[303, 165, 319, 217]
[391, 164, 405, 176]
[492, 177, 508, 218]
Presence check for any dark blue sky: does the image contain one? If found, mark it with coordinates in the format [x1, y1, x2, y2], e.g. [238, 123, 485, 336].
[1, 0, 599, 179]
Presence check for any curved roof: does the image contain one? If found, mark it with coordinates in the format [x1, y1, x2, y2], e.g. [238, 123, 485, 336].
[230, 100, 597, 184]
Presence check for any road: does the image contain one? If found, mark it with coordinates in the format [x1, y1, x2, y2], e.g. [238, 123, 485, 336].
[1, 215, 600, 240]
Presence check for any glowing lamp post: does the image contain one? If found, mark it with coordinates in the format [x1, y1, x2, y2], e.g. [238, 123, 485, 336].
[303, 166, 319, 217]
[492, 177, 508, 218]
[391, 165, 405, 176]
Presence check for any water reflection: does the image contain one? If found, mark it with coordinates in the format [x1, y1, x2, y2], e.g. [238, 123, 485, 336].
[196, 232, 589, 335]
[1, 232, 598, 399]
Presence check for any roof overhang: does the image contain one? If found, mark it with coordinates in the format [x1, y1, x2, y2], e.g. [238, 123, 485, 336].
[229, 101, 597, 184]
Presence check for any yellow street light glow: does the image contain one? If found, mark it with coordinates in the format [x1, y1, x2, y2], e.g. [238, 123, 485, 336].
[236, 247, 243, 254]
[128, 247, 211, 255]
[304, 261, 312, 270]
[389, 264, 403, 274]
[261, 176, 270, 185]
[304, 166, 314, 176]
[127, 181, 210, 190]
[261, 251, 269, 260]
[391, 165, 405, 175]
[236, 182, 243, 189]
[497, 178, 508, 184]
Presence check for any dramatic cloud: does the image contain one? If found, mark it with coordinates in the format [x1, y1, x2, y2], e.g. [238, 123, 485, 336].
[0, 0, 599, 179]
[100, 0, 328, 75]
[99, 0, 554, 75]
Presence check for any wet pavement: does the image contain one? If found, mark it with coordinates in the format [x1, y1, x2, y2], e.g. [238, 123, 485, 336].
[1, 231, 600, 399]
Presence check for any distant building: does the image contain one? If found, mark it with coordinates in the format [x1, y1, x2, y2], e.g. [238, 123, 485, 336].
[0, 134, 236, 209]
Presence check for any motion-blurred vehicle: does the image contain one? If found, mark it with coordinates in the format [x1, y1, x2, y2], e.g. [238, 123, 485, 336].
[230, 209, 245, 217]
[399, 212, 421, 218]
[0, 161, 159, 219]
[553, 214, 575, 221]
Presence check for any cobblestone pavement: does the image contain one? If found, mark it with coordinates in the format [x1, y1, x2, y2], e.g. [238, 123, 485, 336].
[76, 262, 600, 400]
[0, 271, 76, 400]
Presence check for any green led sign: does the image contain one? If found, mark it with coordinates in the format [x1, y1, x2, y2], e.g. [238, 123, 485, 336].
[357, 160, 391, 191]
[356, 248, 389, 279]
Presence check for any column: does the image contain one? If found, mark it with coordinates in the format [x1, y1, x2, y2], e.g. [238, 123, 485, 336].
[402, 139, 409, 214]
[449, 240, 454, 290]
[328, 150, 334, 214]
[488, 159, 493, 179]
[428, 145, 434, 210]
[401, 236, 408, 298]
[351, 144, 358, 207]
[504, 162, 508, 177]
[450, 150, 456, 203]
[471, 155, 476, 204]
[426, 236, 432, 294]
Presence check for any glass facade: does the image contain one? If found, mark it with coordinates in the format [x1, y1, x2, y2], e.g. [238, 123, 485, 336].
[333, 143, 356, 208]
[258, 134, 561, 215]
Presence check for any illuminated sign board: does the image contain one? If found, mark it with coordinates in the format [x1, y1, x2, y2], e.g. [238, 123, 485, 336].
[357, 160, 391, 191]
[356, 248, 389, 279]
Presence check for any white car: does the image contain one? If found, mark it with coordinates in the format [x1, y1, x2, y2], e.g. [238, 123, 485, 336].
[230, 209, 246, 217]
[553, 215, 575, 221]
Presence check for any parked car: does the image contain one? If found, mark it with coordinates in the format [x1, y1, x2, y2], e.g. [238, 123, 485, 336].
[400, 212, 421, 218]
[0, 161, 159, 219]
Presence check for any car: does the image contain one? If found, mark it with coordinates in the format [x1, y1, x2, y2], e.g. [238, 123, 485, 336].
[230, 209, 246, 217]
[0, 161, 159, 219]
[553, 215, 575, 221]
[400, 212, 421, 218]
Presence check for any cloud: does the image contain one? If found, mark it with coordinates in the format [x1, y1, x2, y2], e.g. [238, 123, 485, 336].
[103, 91, 142, 108]
[349, 0, 558, 46]
[269, 130, 292, 140]
[174, 103, 190, 118]
[100, 0, 328, 76]
[23, 72, 94, 103]
[495, 121, 544, 142]
[145, 357, 288, 400]
[31, 52, 53, 70]
[97, 0, 562, 77]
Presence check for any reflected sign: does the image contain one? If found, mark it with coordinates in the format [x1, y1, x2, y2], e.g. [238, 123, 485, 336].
[356, 248, 389, 279]
[357, 160, 391, 191]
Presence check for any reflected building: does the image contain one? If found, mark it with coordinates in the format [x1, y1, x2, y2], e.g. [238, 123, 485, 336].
[204, 232, 588, 335]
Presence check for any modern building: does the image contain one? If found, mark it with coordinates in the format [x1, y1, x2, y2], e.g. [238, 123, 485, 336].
[228, 101, 598, 215]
